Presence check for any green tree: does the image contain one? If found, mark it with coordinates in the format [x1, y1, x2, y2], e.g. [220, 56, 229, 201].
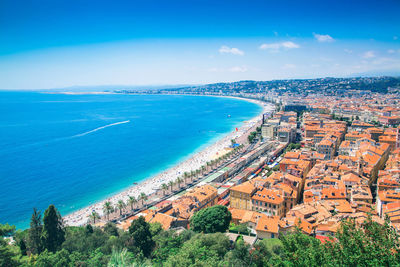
[161, 184, 168, 196]
[89, 211, 101, 224]
[61, 226, 109, 255]
[117, 200, 126, 216]
[128, 217, 154, 257]
[85, 224, 94, 235]
[190, 205, 232, 233]
[165, 233, 230, 267]
[149, 223, 163, 237]
[168, 181, 174, 193]
[34, 248, 73, 267]
[108, 247, 151, 267]
[41, 205, 65, 253]
[0, 224, 15, 237]
[277, 216, 400, 266]
[231, 139, 236, 146]
[103, 201, 114, 221]
[139, 193, 148, 207]
[18, 238, 27, 256]
[175, 177, 183, 189]
[224, 239, 251, 266]
[128, 195, 137, 211]
[0, 223, 17, 267]
[278, 227, 325, 266]
[251, 238, 282, 266]
[201, 165, 206, 175]
[248, 131, 257, 143]
[183, 171, 189, 182]
[325, 216, 400, 266]
[104, 222, 119, 237]
[152, 230, 194, 265]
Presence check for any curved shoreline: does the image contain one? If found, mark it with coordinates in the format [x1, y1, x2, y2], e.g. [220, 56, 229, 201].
[63, 96, 273, 226]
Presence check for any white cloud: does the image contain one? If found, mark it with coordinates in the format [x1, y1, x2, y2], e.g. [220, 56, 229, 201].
[344, 49, 353, 54]
[219, 45, 244, 56]
[259, 41, 299, 51]
[363, 51, 376, 59]
[387, 49, 400, 54]
[313, 33, 334, 42]
[229, 66, 248, 72]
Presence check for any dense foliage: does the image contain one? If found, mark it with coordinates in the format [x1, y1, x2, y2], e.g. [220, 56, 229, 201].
[1, 205, 399, 266]
[189, 205, 232, 233]
[278, 215, 400, 266]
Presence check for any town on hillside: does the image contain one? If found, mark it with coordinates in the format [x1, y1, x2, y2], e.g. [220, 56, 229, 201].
[103, 76, 400, 245]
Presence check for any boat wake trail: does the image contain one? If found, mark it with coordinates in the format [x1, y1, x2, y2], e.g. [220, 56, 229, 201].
[0, 120, 131, 155]
[72, 120, 130, 138]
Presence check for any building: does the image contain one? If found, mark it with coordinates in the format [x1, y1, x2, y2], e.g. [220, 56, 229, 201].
[255, 216, 280, 239]
[229, 181, 256, 210]
[397, 126, 400, 149]
[251, 188, 285, 217]
[277, 127, 296, 143]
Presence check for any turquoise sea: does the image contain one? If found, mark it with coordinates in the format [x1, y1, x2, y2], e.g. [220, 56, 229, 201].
[0, 92, 262, 229]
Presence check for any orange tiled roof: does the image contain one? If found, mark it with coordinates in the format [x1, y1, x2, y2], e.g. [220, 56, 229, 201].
[252, 188, 284, 204]
[230, 181, 256, 195]
[255, 216, 280, 234]
[145, 212, 176, 230]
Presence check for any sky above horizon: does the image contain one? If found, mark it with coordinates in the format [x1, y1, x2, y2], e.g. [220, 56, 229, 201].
[0, 0, 400, 89]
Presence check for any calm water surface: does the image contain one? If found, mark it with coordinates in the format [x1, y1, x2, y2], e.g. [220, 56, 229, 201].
[0, 92, 261, 228]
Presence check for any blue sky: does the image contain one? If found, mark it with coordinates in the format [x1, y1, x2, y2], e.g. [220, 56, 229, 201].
[0, 0, 399, 89]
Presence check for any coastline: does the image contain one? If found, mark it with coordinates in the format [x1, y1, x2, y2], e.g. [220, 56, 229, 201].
[63, 96, 273, 226]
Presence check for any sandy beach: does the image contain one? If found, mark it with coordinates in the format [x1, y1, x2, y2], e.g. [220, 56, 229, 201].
[63, 96, 274, 226]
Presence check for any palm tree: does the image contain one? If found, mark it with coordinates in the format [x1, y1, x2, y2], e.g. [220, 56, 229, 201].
[191, 170, 196, 179]
[183, 172, 189, 184]
[222, 154, 227, 161]
[196, 169, 201, 179]
[89, 211, 100, 224]
[117, 200, 126, 216]
[139, 192, 148, 207]
[231, 139, 236, 146]
[168, 180, 174, 192]
[176, 177, 183, 189]
[201, 165, 206, 175]
[127, 195, 137, 211]
[161, 183, 169, 196]
[206, 161, 210, 171]
[182, 172, 189, 184]
[103, 201, 114, 221]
